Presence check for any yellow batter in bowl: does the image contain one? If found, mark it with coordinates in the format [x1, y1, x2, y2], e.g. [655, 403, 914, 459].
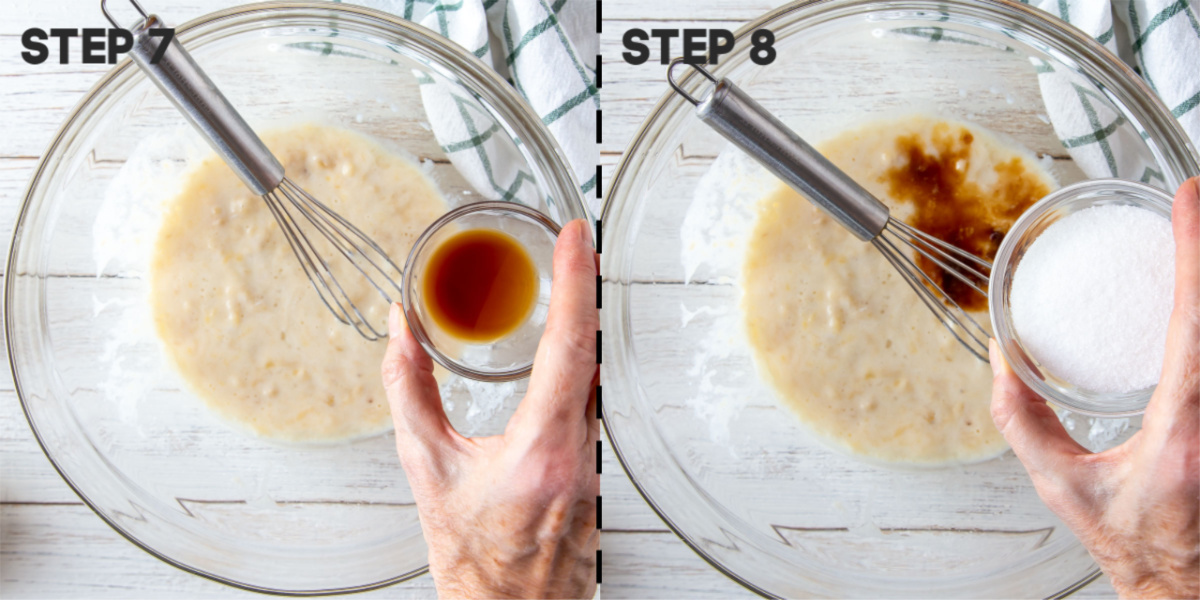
[150, 124, 447, 442]
[743, 115, 1056, 464]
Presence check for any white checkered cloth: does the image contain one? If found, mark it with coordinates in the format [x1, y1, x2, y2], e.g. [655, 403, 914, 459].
[1029, 0, 1200, 183]
[344, 0, 599, 213]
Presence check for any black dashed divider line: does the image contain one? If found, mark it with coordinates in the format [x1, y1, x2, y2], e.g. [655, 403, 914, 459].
[595, 11, 603, 588]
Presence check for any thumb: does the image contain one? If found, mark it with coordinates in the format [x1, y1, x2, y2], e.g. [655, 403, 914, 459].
[989, 340, 1089, 485]
[382, 302, 461, 466]
[1148, 176, 1199, 421]
[512, 219, 599, 435]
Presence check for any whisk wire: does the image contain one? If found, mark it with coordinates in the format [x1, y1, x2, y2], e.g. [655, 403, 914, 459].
[280, 179, 407, 290]
[872, 236, 971, 348]
[278, 179, 405, 307]
[874, 222, 992, 362]
[262, 187, 387, 341]
[881, 220, 993, 347]
[261, 191, 349, 324]
[886, 222, 990, 298]
[277, 181, 360, 261]
[888, 219, 992, 270]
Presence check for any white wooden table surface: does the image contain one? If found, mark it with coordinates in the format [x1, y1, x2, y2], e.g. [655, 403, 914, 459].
[0, 0, 1118, 597]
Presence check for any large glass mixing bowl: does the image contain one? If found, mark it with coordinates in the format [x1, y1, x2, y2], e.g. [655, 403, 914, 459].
[601, 0, 1198, 597]
[7, 2, 588, 594]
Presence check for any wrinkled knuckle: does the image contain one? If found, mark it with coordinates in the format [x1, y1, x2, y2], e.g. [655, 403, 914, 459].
[536, 495, 594, 544]
[548, 320, 597, 366]
[568, 325, 598, 362]
[583, 302, 601, 330]
[989, 389, 1017, 431]
[380, 358, 403, 388]
[381, 350, 417, 388]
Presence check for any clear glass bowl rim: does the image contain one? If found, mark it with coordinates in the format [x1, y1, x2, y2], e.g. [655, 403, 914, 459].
[401, 201, 562, 382]
[600, 0, 1200, 597]
[989, 178, 1175, 417]
[5, 1, 587, 595]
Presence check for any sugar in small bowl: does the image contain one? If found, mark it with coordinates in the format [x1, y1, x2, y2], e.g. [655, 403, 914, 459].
[990, 179, 1176, 416]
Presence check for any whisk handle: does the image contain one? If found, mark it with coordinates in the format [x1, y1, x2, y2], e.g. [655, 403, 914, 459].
[692, 74, 889, 241]
[125, 13, 284, 195]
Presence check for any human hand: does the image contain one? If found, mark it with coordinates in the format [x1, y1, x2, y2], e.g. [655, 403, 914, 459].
[988, 176, 1199, 599]
[381, 219, 599, 599]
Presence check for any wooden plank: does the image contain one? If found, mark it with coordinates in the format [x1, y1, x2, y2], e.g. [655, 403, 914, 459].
[0, 160, 37, 266]
[0, 505, 1117, 599]
[0, 503, 438, 599]
[0, 389, 85, 504]
[602, 531, 756, 599]
[601, 531, 1118, 599]
[0, 1, 244, 158]
[601, 442, 668, 531]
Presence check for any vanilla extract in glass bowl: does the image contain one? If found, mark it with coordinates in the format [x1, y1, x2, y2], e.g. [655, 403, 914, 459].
[423, 228, 540, 343]
[403, 201, 560, 382]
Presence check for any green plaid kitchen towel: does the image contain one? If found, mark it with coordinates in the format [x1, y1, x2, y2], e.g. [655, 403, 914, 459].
[895, 0, 1198, 185]
[342, 0, 599, 212]
[1028, 0, 1200, 183]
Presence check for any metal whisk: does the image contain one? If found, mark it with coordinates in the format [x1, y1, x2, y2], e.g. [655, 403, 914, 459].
[668, 60, 992, 362]
[104, 0, 403, 340]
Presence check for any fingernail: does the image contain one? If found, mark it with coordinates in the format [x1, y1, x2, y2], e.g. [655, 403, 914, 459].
[562, 218, 582, 244]
[989, 339, 1002, 377]
[389, 302, 403, 338]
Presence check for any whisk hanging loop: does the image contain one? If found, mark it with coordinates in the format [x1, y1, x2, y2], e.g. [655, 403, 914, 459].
[101, 0, 148, 29]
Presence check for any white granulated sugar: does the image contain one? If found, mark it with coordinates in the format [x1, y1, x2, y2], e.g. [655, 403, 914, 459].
[1011, 204, 1174, 393]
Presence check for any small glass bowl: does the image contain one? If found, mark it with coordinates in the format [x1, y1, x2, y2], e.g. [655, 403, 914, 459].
[403, 201, 559, 381]
[990, 178, 1175, 417]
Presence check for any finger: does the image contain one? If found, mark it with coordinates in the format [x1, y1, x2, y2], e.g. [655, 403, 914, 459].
[381, 302, 460, 458]
[586, 368, 601, 443]
[1170, 176, 1200, 312]
[514, 219, 599, 432]
[989, 340, 1089, 484]
[1151, 176, 1200, 419]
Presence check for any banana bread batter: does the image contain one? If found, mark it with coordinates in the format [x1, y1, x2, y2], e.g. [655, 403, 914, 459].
[743, 116, 1055, 464]
[151, 124, 446, 442]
